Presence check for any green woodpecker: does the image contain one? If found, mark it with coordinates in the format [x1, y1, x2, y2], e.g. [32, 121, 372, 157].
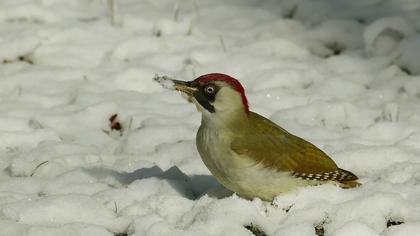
[156, 73, 360, 201]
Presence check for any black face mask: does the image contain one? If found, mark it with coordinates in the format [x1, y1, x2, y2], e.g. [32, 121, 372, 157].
[193, 83, 220, 113]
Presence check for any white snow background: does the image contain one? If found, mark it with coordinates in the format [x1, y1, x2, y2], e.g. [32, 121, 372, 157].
[0, 0, 420, 235]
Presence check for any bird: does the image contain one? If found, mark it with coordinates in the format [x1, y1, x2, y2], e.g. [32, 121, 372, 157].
[162, 73, 360, 201]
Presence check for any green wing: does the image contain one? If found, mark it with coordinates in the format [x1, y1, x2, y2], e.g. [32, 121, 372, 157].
[230, 112, 339, 174]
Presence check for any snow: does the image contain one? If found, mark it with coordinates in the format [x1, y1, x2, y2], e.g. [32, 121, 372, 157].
[0, 0, 419, 235]
[154, 75, 176, 90]
[333, 221, 380, 236]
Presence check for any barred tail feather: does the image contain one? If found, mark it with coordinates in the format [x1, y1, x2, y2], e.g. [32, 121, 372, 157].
[293, 168, 359, 182]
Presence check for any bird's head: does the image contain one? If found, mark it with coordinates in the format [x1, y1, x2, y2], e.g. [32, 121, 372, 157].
[172, 73, 249, 118]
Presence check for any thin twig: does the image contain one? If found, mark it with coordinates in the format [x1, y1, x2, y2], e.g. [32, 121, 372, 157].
[108, 0, 116, 25]
[173, 2, 180, 22]
[30, 161, 49, 177]
[219, 35, 227, 52]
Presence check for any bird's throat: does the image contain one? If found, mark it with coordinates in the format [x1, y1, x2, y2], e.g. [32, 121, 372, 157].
[201, 108, 249, 132]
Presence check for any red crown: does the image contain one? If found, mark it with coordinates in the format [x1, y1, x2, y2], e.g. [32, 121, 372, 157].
[195, 73, 249, 114]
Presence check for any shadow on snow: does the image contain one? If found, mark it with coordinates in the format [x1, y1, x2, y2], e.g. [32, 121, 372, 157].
[83, 165, 228, 200]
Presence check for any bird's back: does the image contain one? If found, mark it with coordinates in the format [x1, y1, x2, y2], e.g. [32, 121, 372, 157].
[231, 112, 359, 185]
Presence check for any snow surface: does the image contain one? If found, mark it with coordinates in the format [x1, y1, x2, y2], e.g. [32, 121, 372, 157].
[0, 0, 420, 235]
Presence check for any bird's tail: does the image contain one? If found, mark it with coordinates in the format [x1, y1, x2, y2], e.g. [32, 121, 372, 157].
[340, 180, 361, 188]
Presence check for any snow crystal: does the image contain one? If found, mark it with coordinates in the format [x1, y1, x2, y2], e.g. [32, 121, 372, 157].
[153, 75, 176, 90]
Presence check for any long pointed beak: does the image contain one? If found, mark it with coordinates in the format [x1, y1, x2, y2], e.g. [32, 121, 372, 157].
[172, 79, 198, 96]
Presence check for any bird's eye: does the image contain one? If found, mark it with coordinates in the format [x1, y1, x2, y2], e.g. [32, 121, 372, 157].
[205, 86, 215, 94]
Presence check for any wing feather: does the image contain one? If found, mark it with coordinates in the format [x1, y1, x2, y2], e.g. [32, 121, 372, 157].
[230, 112, 339, 174]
